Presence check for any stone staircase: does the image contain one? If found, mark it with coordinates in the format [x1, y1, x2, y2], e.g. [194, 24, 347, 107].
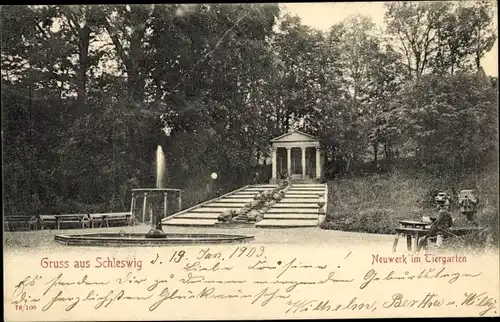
[161, 184, 276, 227]
[161, 183, 326, 228]
[255, 184, 325, 228]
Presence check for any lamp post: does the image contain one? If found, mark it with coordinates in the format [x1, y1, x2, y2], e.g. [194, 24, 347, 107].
[210, 172, 218, 198]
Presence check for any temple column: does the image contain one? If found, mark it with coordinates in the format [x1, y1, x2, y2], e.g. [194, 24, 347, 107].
[142, 192, 148, 223]
[301, 146, 306, 178]
[286, 147, 292, 177]
[271, 147, 277, 179]
[315, 147, 321, 179]
[321, 149, 326, 179]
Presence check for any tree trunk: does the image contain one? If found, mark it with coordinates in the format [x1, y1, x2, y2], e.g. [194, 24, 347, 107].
[105, 18, 147, 106]
[373, 143, 378, 165]
[129, 27, 147, 105]
[345, 153, 352, 174]
[76, 25, 91, 115]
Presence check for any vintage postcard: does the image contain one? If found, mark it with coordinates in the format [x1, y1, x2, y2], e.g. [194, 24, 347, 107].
[2, 2, 499, 321]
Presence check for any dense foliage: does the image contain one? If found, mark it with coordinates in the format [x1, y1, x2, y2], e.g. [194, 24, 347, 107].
[1, 3, 498, 216]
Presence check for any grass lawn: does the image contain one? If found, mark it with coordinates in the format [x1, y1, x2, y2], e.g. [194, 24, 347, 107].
[322, 169, 499, 247]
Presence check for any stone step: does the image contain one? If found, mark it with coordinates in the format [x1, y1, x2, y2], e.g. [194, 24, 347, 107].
[284, 197, 321, 200]
[204, 203, 248, 207]
[230, 192, 259, 196]
[215, 199, 254, 203]
[252, 185, 278, 188]
[280, 198, 320, 203]
[273, 203, 318, 208]
[267, 208, 318, 214]
[264, 213, 318, 220]
[176, 212, 221, 219]
[282, 194, 319, 199]
[245, 188, 279, 191]
[162, 218, 216, 226]
[255, 219, 317, 228]
[285, 191, 323, 195]
[194, 207, 240, 213]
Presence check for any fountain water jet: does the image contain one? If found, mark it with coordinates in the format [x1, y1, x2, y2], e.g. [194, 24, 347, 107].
[156, 145, 166, 189]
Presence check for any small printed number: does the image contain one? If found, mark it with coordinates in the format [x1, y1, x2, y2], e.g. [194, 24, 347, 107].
[15, 305, 37, 311]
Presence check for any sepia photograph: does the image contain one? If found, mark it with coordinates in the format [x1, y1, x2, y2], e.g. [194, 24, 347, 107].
[2, 2, 499, 320]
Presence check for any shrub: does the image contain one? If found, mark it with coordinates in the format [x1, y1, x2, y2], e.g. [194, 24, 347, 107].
[322, 168, 499, 247]
[444, 228, 495, 252]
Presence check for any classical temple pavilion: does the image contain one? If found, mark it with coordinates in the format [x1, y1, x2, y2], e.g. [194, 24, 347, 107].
[269, 130, 326, 183]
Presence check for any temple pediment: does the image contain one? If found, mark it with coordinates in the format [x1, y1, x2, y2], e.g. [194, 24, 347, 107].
[270, 130, 318, 143]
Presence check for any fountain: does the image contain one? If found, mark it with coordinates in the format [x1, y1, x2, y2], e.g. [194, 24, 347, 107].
[55, 124, 254, 246]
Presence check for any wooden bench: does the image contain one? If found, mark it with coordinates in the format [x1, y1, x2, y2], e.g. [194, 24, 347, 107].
[3, 215, 38, 231]
[39, 214, 57, 230]
[88, 213, 107, 228]
[102, 212, 132, 227]
[56, 214, 90, 229]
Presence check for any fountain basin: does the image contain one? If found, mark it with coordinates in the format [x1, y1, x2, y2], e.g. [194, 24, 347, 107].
[54, 232, 254, 247]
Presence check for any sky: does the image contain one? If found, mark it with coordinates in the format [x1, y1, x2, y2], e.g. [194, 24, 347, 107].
[282, 2, 498, 77]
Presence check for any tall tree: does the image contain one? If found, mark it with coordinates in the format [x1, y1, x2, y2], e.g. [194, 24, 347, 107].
[57, 5, 107, 113]
[384, 1, 452, 79]
[101, 4, 155, 106]
[458, 0, 497, 70]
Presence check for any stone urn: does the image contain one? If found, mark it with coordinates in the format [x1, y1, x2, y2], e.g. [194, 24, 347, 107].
[317, 194, 326, 226]
[317, 194, 326, 207]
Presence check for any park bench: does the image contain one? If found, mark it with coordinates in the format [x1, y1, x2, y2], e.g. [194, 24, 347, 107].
[102, 212, 133, 227]
[39, 214, 57, 230]
[3, 215, 38, 231]
[56, 214, 91, 230]
[88, 213, 107, 228]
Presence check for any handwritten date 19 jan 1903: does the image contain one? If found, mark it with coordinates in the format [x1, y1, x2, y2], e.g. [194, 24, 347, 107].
[150, 246, 266, 265]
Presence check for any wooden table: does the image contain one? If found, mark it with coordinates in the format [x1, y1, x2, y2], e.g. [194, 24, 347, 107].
[393, 223, 482, 252]
[399, 220, 429, 229]
[393, 220, 430, 252]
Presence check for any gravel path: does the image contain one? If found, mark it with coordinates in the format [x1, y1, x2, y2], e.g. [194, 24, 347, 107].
[4, 224, 395, 253]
